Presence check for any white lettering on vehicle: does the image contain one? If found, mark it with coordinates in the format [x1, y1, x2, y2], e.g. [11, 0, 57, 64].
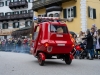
[57, 44, 65, 46]
[56, 34, 63, 37]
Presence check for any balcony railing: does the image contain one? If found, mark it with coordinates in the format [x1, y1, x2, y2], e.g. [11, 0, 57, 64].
[9, 1, 28, 9]
[0, 12, 33, 22]
[32, 0, 71, 10]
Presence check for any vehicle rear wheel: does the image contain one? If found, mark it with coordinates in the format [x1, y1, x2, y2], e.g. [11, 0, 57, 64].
[38, 53, 45, 66]
[64, 54, 72, 65]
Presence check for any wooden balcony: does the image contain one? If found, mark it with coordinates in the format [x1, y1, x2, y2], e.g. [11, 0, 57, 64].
[32, 0, 76, 11]
[0, 29, 12, 35]
[0, 16, 6, 22]
[0, 12, 33, 22]
[9, 1, 28, 9]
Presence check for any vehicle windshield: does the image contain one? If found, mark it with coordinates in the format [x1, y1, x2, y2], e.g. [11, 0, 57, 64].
[50, 25, 68, 33]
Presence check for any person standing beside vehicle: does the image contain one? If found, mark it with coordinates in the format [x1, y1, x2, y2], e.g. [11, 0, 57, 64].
[95, 29, 100, 58]
[82, 29, 94, 60]
[90, 28, 97, 58]
[70, 34, 76, 45]
[75, 31, 85, 58]
[76, 31, 85, 45]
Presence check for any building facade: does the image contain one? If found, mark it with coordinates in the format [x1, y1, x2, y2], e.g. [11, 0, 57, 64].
[0, 0, 33, 39]
[32, 0, 100, 34]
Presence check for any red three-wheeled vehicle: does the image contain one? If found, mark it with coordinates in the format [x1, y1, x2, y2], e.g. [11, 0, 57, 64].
[30, 17, 74, 66]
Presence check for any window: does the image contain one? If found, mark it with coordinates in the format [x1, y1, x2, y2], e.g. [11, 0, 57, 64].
[41, 14, 45, 17]
[5, 1, 10, 6]
[20, 10, 27, 14]
[0, 2, 4, 7]
[10, 0, 21, 2]
[19, 0, 27, 2]
[88, 6, 96, 19]
[28, 0, 33, 2]
[13, 11, 19, 15]
[2, 23, 8, 29]
[10, 0, 14, 2]
[28, 10, 33, 13]
[90, 8, 93, 19]
[5, 12, 11, 16]
[38, 14, 46, 17]
[49, 14, 53, 17]
[54, 13, 60, 17]
[13, 0, 19, 2]
[25, 21, 32, 27]
[0, 13, 4, 16]
[50, 25, 68, 33]
[13, 22, 19, 28]
[63, 6, 76, 19]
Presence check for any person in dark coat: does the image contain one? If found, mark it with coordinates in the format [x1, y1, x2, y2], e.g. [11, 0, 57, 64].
[7, 39, 12, 52]
[17, 38, 22, 52]
[82, 29, 94, 60]
[11, 38, 15, 52]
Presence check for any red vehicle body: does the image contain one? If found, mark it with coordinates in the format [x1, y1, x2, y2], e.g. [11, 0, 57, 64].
[31, 19, 74, 66]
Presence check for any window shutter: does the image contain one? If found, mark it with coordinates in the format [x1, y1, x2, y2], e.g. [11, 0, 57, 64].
[73, 6, 76, 17]
[18, 22, 19, 28]
[2, 24, 4, 29]
[93, 9, 96, 19]
[30, 21, 32, 26]
[25, 21, 27, 27]
[1, 13, 4, 16]
[20, 11, 22, 14]
[13, 22, 15, 28]
[2, 2, 4, 7]
[24, 10, 26, 14]
[5, 13, 7, 16]
[11, 12, 13, 15]
[3, 13, 4, 16]
[5, 1, 7, 6]
[28, 10, 30, 13]
[7, 23, 8, 29]
[88, 6, 90, 17]
[63, 9, 67, 18]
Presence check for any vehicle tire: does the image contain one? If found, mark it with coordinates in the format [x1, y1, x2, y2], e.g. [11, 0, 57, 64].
[38, 53, 45, 66]
[64, 54, 72, 65]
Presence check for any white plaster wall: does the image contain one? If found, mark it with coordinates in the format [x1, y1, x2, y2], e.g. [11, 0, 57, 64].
[80, 0, 87, 32]
[0, 0, 32, 13]
[0, 0, 33, 39]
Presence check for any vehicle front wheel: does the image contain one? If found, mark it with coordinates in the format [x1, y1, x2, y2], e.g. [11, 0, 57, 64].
[64, 54, 72, 65]
[38, 53, 45, 66]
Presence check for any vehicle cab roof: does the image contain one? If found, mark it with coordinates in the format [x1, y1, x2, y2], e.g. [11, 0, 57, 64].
[40, 21, 66, 26]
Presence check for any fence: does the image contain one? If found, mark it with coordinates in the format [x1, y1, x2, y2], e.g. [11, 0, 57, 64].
[0, 44, 30, 54]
